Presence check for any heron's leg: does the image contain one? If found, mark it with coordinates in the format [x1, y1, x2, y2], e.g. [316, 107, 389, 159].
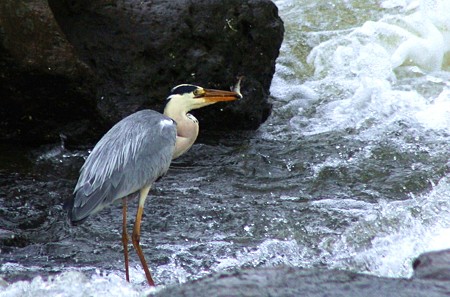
[132, 185, 155, 286]
[122, 198, 130, 282]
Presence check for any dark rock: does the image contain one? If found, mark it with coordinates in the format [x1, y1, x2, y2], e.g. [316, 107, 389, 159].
[413, 249, 450, 281]
[0, 0, 100, 145]
[0, 0, 283, 145]
[154, 250, 450, 297]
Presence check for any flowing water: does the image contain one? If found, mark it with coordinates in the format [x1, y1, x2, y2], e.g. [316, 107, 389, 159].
[1, 0, 450, 295]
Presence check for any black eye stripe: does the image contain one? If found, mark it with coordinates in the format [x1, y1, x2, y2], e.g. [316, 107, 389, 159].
[170, 85, 198, 96]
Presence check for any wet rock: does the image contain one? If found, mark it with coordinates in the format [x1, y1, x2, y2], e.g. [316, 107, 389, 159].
[155, 250, 450, 297]
[413, 249, 450, 281]
[0, 0, 99, 145]
[0, 0, 284, 145]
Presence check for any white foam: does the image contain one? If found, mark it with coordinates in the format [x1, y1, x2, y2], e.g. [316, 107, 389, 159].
[307, 0, 450, 76]
[414, 87, 450, 131]
[213, 239, 309, 271]
[381, 0, 418, 9]
[0, 271, 152, 297]
[211, 173, 450, 278]
[271, 0, 450, 139]
[326, 175, 450, 277]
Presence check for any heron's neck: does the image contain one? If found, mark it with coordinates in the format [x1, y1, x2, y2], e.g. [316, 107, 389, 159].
[164, 105, 199, 159]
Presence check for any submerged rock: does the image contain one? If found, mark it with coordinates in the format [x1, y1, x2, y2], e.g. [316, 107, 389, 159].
[0, 0, 284, 145]
[155, 249, 450, 297]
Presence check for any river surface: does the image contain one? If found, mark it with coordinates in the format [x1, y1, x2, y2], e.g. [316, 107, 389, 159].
[1, 0, 450, 296]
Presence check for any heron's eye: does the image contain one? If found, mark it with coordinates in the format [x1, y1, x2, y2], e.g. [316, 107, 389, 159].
[193, 89, 203, 97]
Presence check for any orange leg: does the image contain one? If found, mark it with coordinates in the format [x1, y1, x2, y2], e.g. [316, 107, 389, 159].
[131, 186, 155, 286]
[122, 198, 130, 282]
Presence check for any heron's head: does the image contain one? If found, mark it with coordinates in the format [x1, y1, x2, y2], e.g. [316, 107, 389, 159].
[165, 84, 241, 112]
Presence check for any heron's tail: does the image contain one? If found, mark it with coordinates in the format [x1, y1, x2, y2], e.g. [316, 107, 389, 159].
[64, 182, 112, 225]
[64, 196, 91, 226]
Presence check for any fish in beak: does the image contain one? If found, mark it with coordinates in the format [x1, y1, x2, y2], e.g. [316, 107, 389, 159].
[201, 89, 241, 103]
[196, 77, 244, 103]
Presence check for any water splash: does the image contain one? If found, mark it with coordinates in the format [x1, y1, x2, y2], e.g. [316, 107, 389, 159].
[0, 271, 149, 297]
[273, 0, 450, 137]
[328, 175, 450, 277]
[269, 0, 450, 279]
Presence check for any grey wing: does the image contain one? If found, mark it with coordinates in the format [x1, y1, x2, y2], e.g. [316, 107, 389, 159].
[68, 110, 177, 224]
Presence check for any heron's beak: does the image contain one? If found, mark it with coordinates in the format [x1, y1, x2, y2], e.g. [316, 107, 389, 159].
[201, 89, 241, 103]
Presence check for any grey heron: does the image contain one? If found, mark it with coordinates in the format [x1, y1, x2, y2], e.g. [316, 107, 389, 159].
[65, 84, 241, 286]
